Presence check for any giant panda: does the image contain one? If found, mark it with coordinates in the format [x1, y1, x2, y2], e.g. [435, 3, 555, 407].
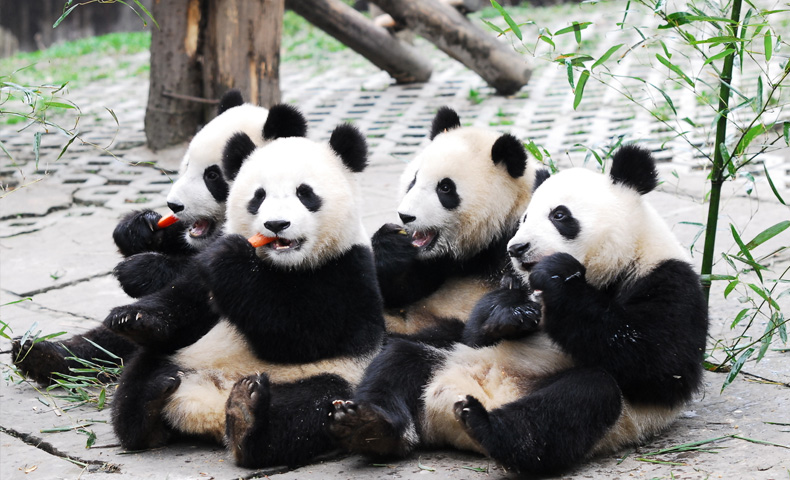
[329, 145, 708, 475]
[11, 95, 307, 385]
[374, 106, 542, 342]
[109, 123, 385, 469]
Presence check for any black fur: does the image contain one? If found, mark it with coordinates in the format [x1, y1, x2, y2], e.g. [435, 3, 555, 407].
[491, 133, 527, 178]
[329, 123, 368, 173]
[534, 168, 551, 191]
[223, 132, 257, 182]
[203, 165, 229, 203]
[113, 252, 193, 299]
[217, 89, 245, 115]
[549, 205, 580, 240]
[112, 209, 195, 259]
[296, 184, 322, 212]
[197, 234, 384, 362]
[104, 260, 220, 353]
[262, 103, 308, 141]
[455, 367, 623, 475]
[429, 106, 461, 140]
[610, 145, 659, 195]
[530, 253, 708, 406]
[436, 178, 460, 210]
[247, 188, 266, 215]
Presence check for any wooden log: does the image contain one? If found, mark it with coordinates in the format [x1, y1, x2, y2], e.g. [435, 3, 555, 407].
[371, 0, 531, 95]
[202, 0, 283, 108]
[286, 0, 432, 84]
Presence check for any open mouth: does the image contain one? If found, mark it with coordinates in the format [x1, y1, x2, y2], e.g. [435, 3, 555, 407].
[411, 229, 439, 250]
[188, 218, 215, 239]
[268, 237, 304, 252]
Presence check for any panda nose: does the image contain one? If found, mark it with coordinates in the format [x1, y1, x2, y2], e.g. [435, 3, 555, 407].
[167, 201, 184, 214]
[264, 220, 290, 234]
[398, 213, 416, 224]
[508, 242, 530, 258]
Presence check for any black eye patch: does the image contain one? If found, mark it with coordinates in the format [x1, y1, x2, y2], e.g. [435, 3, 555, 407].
[296, 184, 322, 212]
[406, 173, 416, 192]
[203, 165, 229, 203]
[436, 178, 460, 210]
[549, 205, 580, 240]
[247, 188, 266, 215]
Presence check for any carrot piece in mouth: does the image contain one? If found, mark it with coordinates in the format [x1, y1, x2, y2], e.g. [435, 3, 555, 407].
[157, 214, 179, 228]
[248, 233, 276, 247]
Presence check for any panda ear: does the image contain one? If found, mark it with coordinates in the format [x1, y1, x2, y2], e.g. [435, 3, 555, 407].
[534, 168, 551, 191]
[429, 106, 461, 140]
[217, 89, 245, 115]
[609, 145, 658, 195]
[262, 104, 308, 140]
[491, 133, 527, 178]
[329, 123, 368, 173]
[222, 132, 257, 181]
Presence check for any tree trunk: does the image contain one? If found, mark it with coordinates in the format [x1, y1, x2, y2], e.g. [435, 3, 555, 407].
[145, 0, 282, 150]
[287, 0, 432, 84]
[371, 0, 531, 95]
[144, 0, 204, 151]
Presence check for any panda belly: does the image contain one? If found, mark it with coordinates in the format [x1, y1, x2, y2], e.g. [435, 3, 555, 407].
[593, 401, 680, 455]
[161, 320, 376, 441]
[385, 277, 492, 335]
[421, 333, 573, 452]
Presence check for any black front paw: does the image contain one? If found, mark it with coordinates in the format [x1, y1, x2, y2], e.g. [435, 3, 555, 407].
[114, 253, 184, 298]
[464, 287, 541, 347]
[372, 223, 417, 272]
[529, 253, 586, 296]
[104, 305, 169, 347]
[113, 210, 162, 256]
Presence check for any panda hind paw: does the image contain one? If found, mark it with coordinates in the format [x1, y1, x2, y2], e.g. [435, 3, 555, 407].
[11, 337, 69, 386]
[226, 373, 271, 459]
[454, 395, 490, 434]
[327, 400, 407, 457]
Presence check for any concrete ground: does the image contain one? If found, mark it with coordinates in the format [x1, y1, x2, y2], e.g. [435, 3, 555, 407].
[2, 6, 789, 479]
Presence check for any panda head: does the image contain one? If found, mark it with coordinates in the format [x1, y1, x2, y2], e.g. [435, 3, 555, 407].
[224, 123, 369, 269]
[507, 145, 689, 288]
[396, 107, 536, 260]
[165, 91, 307, 250]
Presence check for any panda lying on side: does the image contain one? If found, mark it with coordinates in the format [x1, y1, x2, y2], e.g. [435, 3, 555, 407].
[374, 107, 544, 343]
[11, 94, 307, 384]
[110, 123, 385, 469]
[330, 145, 708, 475]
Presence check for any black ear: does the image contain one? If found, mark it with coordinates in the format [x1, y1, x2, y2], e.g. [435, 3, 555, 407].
[429, 106, 461, 140]
[222, 132, 257, 181]
[217, 89, 244, 115]
[329, 123, 368, 173]
[610, 145, 658, 195]
[491, 134, 527, 178]
[262, 104, 308, 140]
[534, 168, 551, 191]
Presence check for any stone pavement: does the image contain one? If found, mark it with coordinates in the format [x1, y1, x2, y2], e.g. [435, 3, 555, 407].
[2, 11, 790, 480]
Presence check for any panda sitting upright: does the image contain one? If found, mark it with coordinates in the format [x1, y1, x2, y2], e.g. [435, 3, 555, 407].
[11, 94, 307, 384]
[374, 106, 542, 342]
[330, 145, 708, 475]
[110, 123, 385, 469]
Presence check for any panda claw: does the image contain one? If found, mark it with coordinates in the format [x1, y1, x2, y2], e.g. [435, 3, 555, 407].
[135, 312, 143, 321]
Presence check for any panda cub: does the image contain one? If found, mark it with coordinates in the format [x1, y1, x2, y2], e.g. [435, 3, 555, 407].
[110, 123, 385, 469]
[374, 106, 540, 341]
[330, 145, 708, 475]
[11, 94, 307, 384]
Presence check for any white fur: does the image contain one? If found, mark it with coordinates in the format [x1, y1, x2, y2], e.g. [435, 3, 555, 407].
[225, 137, 369, 269]
[397, 127, 535, 260]
[167, 104, 270, 249]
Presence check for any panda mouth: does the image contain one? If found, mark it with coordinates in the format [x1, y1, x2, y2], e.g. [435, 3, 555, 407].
[411, 229, 439, 250]
[268, 237, 303, 251]
[188, 218, 215, 239]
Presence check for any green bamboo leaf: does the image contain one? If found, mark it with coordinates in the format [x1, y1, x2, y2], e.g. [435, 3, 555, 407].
[722, 347, 754, 391]
[703, 48, 736, 67]
[44, 101, 75, 110]
[491, 0, 522, 41]
[735, 124, 766, 156]
[132, 0, 159, 29]
[659, 40, 672, 59]
[56, 134, 78, 160]
[656, 54, 695, 87]
[53, 4, 78, 28]
[764, 164, 786, 205]
[591, 44, 624, 71]
[33, 132, 42, 170]
[730, 308, 750, 328]
[565, 60, 575, 90]
[573, 70, 590, 110]
[538, 35, 555, 49]
[755, 76, 763, 112]
[724, 280, 738, 298]
[554, 22, 593, 37]
[756, 316, 775, 361]
[730, 224, 760, 282]
[777, 313, 787, 344]
[744, 221, 790, 250]
[764, 31, 772, 61]
[524, 140, 543, 161]
[747, 283, 780, 310]
[783, 121, 789, 145]
[649, 82, 677, 115]
[619, 0, 630, 29]
[482, 19, 506, 36]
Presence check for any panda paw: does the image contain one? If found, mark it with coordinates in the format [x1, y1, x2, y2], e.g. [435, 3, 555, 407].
[453, 395, 492, 438]
[371, 223, 417, 270]
[11, 337, 70, 386]
[529, 253, 586, 297]
[226, 373, 271, 461]
[114, 252, 182, 298]
[104, 305, 169, 346]
[464, 288, 541, 347]
[328, 400, 409, 457]
[113, 209, 163, 257]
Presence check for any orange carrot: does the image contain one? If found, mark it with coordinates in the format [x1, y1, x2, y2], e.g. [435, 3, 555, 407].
[248, 233, 276, 247]
[157, 214, 179, 228]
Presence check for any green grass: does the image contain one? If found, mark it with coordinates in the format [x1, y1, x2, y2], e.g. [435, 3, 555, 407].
[282, 10, 348, 63]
